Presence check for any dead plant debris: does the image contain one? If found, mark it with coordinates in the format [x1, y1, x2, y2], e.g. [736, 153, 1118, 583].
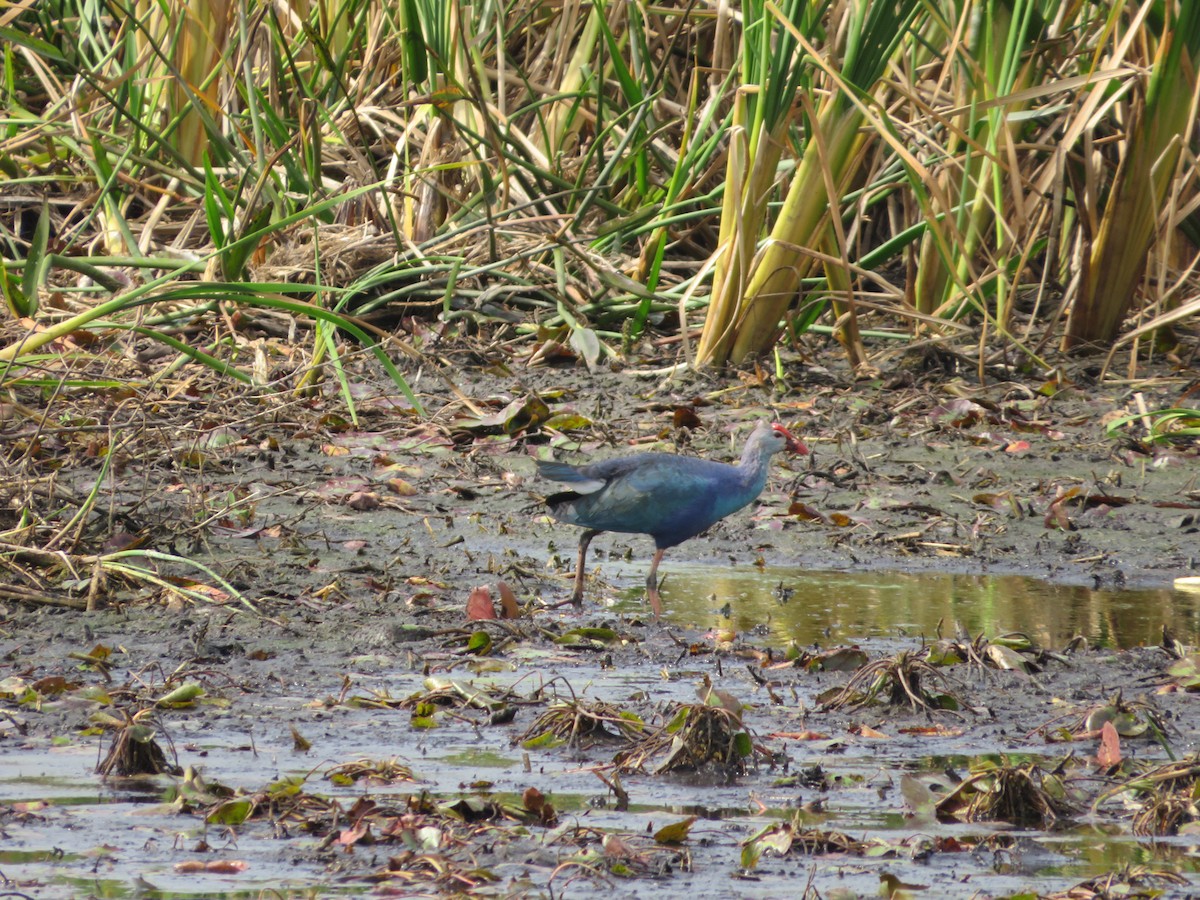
[326, 758, 417, 786]
[615, 701, 756, 775]
[935, 758, 1076, 827]
[818, 649, 964, 713]
[95, 710, 181, 777]
[1097, 754, 1200, 836]
[518, 698, 645, 750]
[1047, 865, 1189, 899]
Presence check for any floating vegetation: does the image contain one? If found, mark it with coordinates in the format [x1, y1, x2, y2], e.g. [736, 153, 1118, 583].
[554, 829, 690, 881]
[818, 649, 963, 712]
[740, 812, 982, 874]
[925, 630, 1049, 674]
[518, 698, 646, 750]
[326, 757, 418, 786]
[616, 701, 754, 775]
[95, 709, 181, 777]
[339, 791, 680, 889]
[351, 675, 525, 728]
[935, 758, 1076, 827]
[1164, 653, 1200, 692]
[742, 817, 869, 870]
[1047, 865, 1189, 899]
[1041, 690, 1170, 747]
[201, 775, 340, 828]
[439, 787, 559, 827]
[1097, 754, 1200, 836]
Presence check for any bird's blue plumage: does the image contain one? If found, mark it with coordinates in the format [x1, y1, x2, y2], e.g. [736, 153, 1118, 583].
[540, 454, 764, 547]
[534, 419, 807, 616]
[536, 420, 795, 548]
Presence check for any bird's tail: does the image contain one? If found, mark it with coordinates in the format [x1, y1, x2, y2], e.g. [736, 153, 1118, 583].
[537, 460, 609, 496]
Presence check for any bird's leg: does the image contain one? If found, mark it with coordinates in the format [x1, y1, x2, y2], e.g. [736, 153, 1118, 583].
[645, 548, 665, 619]
[572, 529, 599, 607]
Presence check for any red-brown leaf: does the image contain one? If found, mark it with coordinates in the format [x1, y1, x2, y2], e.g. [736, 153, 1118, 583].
[496, 581, 520, 619]
[788, 501, 825, 522]
[1096, 720, 1122, 768]
[466, 586, 496, 620]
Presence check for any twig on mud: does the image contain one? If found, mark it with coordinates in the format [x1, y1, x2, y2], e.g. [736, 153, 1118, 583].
[0, 582, 87, 609]
[0, 538, 296, 628]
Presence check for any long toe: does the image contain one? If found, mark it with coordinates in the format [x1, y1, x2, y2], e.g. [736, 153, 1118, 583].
[647, 585, 664, 619]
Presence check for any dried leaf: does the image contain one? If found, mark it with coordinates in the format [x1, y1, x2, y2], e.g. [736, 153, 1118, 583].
[496, 581, 520, 619]
[337, 821, 370, 847]
[466, 586, 496, 621]
[672, 407, 702, 429]
[1096, 721, 1121, 768]
[290, 726, 311, 752]
[852, 724, 889, 739]
[788, 501, 825, 522]
[766, 730, 830, 741]
[346, 491, 380, 511]
[569, 326, 601, 370]
[388, 478, 418, 496]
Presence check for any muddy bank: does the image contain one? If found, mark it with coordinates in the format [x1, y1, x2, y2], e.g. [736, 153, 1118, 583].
[2, 351, 1199, 898]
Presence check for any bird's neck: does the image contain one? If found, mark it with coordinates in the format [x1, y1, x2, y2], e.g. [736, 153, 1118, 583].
[735, 438, 773, 492]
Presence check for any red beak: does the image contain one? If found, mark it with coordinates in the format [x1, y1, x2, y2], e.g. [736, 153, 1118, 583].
[772, 423, 809, 455]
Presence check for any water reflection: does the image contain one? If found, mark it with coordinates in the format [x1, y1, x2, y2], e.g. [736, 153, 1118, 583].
[652, 567, 1196, 649]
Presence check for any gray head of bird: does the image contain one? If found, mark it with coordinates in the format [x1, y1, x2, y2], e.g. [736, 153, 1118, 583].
[755, 419, 809, 456]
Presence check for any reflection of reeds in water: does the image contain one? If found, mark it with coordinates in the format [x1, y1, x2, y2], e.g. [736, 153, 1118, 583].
[658, 568, 1190, 650]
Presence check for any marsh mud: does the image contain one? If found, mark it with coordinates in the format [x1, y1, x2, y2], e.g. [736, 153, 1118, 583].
[2, 349, 1199, 898]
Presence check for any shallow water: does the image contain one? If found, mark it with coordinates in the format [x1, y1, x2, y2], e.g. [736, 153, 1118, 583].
[0, 744, 362, 898]
[6, 730, 1198, 898]
[647, 566, 1194, 649]
[3, 570, 1198, 898]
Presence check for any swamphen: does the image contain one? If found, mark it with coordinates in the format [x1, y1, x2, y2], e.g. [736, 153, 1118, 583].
[536, 419, 807, 617]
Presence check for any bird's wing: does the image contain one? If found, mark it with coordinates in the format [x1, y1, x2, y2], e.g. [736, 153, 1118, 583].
[574, 457, 729, 534]
[534, 460, 606, 494]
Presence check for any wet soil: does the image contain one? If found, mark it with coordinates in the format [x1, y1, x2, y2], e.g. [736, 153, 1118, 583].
[2, 346, 1200, 898]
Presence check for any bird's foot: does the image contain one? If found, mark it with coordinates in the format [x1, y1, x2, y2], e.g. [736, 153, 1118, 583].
[543, 595, 584, 612]
[646, 588, 664, 621]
